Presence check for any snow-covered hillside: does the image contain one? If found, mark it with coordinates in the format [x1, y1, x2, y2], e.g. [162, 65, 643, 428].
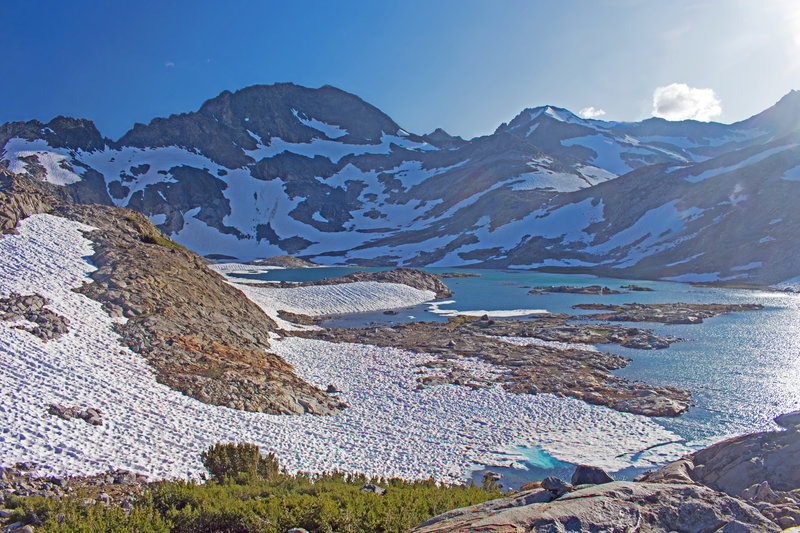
[2, 84, 800, 284]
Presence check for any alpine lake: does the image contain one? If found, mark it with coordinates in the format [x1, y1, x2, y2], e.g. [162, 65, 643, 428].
[230, 267, 800, 488]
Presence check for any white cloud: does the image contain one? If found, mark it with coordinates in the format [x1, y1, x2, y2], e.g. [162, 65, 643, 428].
[164, 61, 176, 68]
[578, 106, 606, 119]
[651, 83, 722, 121]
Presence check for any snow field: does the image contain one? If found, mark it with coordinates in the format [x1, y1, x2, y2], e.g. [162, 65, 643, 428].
[427, 300, 547, 318]
[208, 263, 277, 275]
[234, 281, 435, 317]
[0, 214, 690, 483]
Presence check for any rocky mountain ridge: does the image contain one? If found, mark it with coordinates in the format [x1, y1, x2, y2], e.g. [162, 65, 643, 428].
[2, 84, 800, 284]
[0, 170, 343, 415]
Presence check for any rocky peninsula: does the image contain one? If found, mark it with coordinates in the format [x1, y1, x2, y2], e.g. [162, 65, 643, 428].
[288, 297, 765, 417]
[247, 255, 319, 268]
[295, 315, 691, 417]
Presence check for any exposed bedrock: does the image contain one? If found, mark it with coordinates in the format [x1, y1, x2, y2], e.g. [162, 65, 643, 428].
[410, 481, 778, 532]
[61, 205, 345, 415]
[529, 285, 621, 295]
[0, 172, 344, 416]
[246, 255, 319, 268]
[413, 410, 800, 532]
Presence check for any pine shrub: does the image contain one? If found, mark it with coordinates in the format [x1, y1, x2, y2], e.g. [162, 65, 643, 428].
[200, 442, 281, 483]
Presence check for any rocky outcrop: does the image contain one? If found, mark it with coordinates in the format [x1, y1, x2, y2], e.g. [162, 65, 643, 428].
[0, 172, 344, 416]
[297, 315, 691, 417]
[435, 314, 679, 350]
[644, 412, 800, 495]
[359, 483, 386, 495]
[276, 310, 323, 325]
[571, 464, 614, 486]
[620, 284, 655, 291]
[0, 169, 56, 233]
[411, 481, 778, 532]
[574, 302, 764, 324]
[46, 404, 102, 426]
[61, 205, 345, 415]
[0, 292, 69, 341]
[435, 272, 481, 279]
[0, 463, 149, 518]
[638, 410, 800, 530]
[530, 285, 620, 295]
[0, 116, 107, 153]
[248, 255, 318, 268]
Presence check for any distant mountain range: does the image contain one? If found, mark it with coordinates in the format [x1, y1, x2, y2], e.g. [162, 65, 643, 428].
[2, 83, 799, 284]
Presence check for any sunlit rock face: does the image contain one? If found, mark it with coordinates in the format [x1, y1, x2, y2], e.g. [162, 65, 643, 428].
[3, 84, 800, 284]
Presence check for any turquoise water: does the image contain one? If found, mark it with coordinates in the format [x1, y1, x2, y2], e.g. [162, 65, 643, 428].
[234, 267, 800, 485]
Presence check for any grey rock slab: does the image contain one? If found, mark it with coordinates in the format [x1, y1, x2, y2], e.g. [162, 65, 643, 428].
[541, 476, 571, 493]
[571, 464, 614, 486]
[359, 483, 386, 495]
[775, 410, 800, 430]
[410, 482, 779, 533]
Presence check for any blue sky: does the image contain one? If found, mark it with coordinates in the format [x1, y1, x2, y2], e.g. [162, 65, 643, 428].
[2, 0, 799, 140]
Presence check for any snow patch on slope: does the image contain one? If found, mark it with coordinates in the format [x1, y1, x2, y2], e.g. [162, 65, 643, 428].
[588, 201, 704, 268]
[577, 165, 618, 185]
[292, 109, 348, 139]
[2, 138, 83, 185]
[80, 146, 218, 205]
[234, 281, 435, 317]
[782, 164, 800, 181]
[244, 132, 436, 165]
[686, 145, 797, 183]
[562, 135, 642, 175]
[531, 198, 605, 243]
[511, 171, 583, 192]
[427, 300, 547, 318]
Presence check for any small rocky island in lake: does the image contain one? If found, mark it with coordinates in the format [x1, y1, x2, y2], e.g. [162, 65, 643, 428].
[529, 285, 621, 295]
[574, 302, 764, 324]
[620, 284, 655, 292]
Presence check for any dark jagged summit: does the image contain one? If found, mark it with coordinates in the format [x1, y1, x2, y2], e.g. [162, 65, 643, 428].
[116, 83, 410, 168]
[0, 116, 107, 152]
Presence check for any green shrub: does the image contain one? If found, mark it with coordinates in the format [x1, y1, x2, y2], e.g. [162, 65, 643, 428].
[5, 443, 505, 532]
[2, 494, 169, 532]
[139, 233, 187, 250]
[151, 472, 501, 533]
[200, 442, 282, 483]
[482, 472, 502, 492]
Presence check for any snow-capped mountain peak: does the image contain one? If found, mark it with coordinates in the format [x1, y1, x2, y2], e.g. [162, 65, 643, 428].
[2, 84, 800, 284]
